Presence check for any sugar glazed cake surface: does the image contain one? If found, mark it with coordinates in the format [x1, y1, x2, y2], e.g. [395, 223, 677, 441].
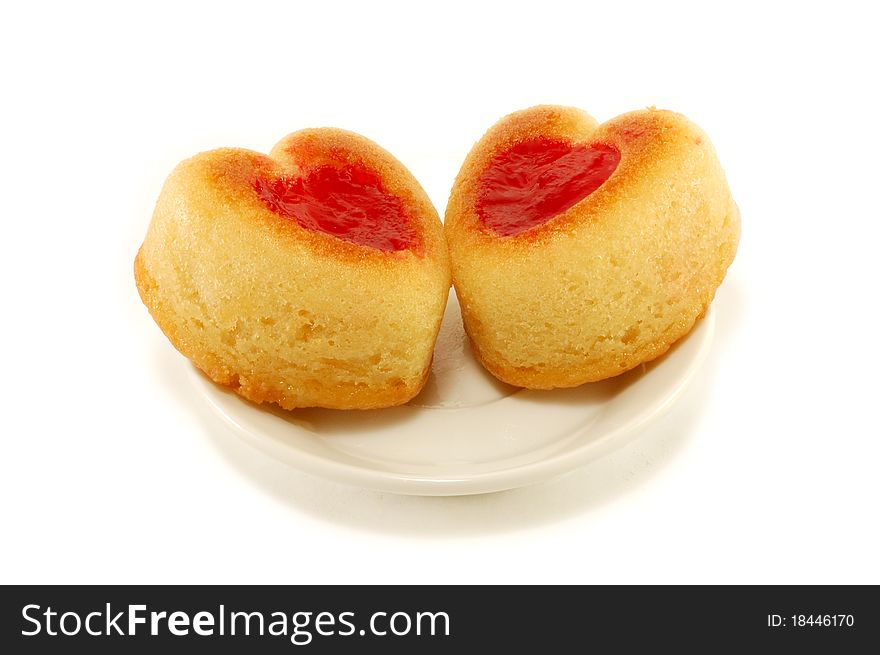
[135, 129, 451, 409]
[444, 105, 740, 389]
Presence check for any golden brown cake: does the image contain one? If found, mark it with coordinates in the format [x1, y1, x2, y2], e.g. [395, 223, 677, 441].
[135, 128, 451, 409]
[444, 105, 740, 388]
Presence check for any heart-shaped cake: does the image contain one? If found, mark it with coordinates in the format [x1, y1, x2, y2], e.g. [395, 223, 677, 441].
[135, 129, 451, 409]
[445, 105, 740, 388]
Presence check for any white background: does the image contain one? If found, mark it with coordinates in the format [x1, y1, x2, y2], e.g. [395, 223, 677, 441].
[2, 0, 878, 584]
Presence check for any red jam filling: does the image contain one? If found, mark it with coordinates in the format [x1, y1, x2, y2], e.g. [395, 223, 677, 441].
[476, 138, 620, 236]
[253, 165, 419, 252]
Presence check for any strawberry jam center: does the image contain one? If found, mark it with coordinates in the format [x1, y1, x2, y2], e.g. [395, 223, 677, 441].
[476, 138, 620, 236]
[253, 165, 419, 252]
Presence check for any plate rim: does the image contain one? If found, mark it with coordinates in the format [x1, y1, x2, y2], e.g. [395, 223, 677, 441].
[191, 309, 714, 496]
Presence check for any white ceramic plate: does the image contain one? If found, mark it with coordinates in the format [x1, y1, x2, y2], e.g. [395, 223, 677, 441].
[190, 290, 714, 496]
